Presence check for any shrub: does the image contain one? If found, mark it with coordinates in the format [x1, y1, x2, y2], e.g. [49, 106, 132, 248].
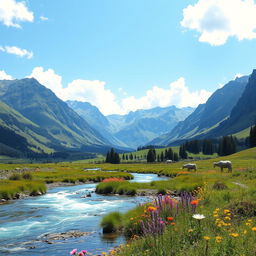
[101, 212, 122, 233]
[9, 173, 21, 180]
[212, 181, 228, 190]
[22, 172, 33, 180]
[229, 200, 256, 217]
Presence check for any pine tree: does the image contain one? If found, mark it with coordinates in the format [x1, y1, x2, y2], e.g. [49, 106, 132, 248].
[249, 125, 256, 148]
[160, 151, 164, 162]
[173, 152, 179, 162]
[147, 149, 156, 163]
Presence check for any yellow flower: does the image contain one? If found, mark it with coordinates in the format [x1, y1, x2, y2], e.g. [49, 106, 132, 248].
[252, 227, 256, 232]
[203, 236, 210, 241]
[224, 216, 231, 221]
[215, 236, 222, 243]
[188, 229, 193, 233]
[230, 233, 239, 238]
[224, 209, 230, 214]
[246, 222, 251, 226]
[243, 230, 247, 234]
[213, 214, 219, 217]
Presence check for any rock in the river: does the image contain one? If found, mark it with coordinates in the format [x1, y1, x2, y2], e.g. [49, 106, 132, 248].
[42, 230, 92, 242]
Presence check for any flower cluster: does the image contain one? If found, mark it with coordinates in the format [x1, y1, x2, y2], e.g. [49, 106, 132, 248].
[70, 249, 87, 256]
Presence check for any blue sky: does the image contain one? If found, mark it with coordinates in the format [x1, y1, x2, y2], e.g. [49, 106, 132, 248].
[0, 0, 256, 114]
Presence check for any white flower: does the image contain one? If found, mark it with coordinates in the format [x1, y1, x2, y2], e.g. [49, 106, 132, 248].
[192, 214, 205, 220]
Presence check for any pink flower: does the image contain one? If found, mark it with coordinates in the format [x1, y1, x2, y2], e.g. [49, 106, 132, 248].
[70, 249, 77, 255]
[78, 253, 84, 256]
[81, 250, 87, 254]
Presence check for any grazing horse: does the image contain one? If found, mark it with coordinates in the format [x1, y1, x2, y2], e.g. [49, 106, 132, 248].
[213, 161, 232, 172]
[182, 163, 197, 171]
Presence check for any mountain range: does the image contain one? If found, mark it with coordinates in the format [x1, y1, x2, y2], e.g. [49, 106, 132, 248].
[67, 101, 194, 149]
[0, 69, 255, 158]
[150, 72, 255, 146]
[0, 78, 112, 156]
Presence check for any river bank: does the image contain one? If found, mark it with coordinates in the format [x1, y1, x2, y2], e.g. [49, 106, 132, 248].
[0, 172, 166, 256]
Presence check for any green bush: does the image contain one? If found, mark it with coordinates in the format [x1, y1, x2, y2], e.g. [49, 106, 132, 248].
[22, 172, 33, 180]
[9, 173, 21, 180]
[101, 212, 122, 233]
[212, 181, 228, 190]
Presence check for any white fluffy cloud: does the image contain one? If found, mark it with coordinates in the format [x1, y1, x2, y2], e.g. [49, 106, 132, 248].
[0, 70, 13, 80]
[0, 45, 33, 59]
[29, 67, 63, 93]
[181, 0, 256, 46]
[29, 67, 121, 115]
[28, 67, 212, 115]
[0, 0, 34, 28]
[121, 78, 211, 113]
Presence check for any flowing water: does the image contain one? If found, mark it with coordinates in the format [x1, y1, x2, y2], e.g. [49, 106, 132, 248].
[0, 173, 168, 256]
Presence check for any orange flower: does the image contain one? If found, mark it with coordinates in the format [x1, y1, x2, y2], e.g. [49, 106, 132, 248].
[191, 200, 199, 206]
[167, 217, 174, 221]
[171, 222, 175, 226]
[147, 206, 157, 212]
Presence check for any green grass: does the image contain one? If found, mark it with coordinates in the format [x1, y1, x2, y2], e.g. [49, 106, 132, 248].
[94, 147, 256, 256]
[0, 180, 47, 200]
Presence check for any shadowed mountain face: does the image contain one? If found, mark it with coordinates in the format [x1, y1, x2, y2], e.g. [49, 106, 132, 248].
[67, 101, 194, 149]
[150, 76, 249, 146]
[208, 70, 256, 137]
[0, 78, 111, 153]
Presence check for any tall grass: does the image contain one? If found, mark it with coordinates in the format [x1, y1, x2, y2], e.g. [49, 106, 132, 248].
[0, 180, 46, 200]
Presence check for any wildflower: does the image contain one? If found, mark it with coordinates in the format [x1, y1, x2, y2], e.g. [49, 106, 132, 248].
[171, 222, 175, 226]
[188, 229, 193, 233]
[252, 227, 256, 232]
[70, 249, 78, 255]
[215, 236, 222, 243]
[191, 200, 199, 205]
[203, 236, 210, 241]
[192, 214, 205, 220]
[243, 230, 247, 234]
[246, 222, 251, 226]
[224, 209, 230, 214]
[230, 233, 239, 238]
[167, 217, 174, 221]
[224, 216, 231, 221]
[148, 206, 157, 212]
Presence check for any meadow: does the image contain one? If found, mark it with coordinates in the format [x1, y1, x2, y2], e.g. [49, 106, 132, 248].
[1, 147, 256, 255]
[95, 147, 256, 256]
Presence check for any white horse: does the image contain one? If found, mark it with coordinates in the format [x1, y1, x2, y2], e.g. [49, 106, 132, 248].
[213, 161, 232, 172]
[182, 163, 197, 171]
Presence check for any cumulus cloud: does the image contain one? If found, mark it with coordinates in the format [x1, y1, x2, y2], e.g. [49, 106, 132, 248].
[0, 45, 33, 59]
[0, 70, 13, 80]
[28, 67, 212, 115]
[121, 78, 211, 113]
[29, 67, 63, 93]
[181, 0, 256, 46]
[28, 67, 121, 115]
[0, 0, 34, 28]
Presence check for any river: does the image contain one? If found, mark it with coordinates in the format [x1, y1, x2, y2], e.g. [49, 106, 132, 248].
[0, 173, 168, 256]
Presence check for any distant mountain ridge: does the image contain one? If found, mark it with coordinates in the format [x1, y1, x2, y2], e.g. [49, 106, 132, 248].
[0, 78, 112, 154]
[150, 75, 249, 146]
[67, 101, 194, 149]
